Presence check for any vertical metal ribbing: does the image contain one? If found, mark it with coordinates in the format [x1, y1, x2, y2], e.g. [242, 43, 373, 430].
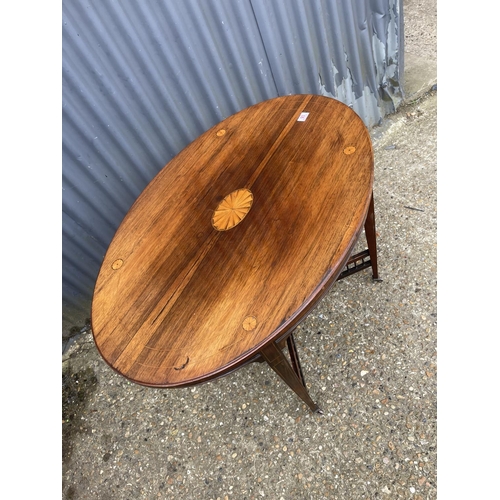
[62, 0, 403, 345]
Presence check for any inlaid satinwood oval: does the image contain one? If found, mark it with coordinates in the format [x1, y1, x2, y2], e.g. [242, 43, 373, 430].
[111, 259, 123, 270]
[242, 316, 257, 331]
[212, 188, 253, 231]
[92, 95, 374, 389]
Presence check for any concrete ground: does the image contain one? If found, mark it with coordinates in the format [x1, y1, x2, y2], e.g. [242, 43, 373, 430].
[62, 1, 437, 498]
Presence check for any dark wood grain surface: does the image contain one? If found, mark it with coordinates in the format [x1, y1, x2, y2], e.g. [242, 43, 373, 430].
[92, 94, 374, 388]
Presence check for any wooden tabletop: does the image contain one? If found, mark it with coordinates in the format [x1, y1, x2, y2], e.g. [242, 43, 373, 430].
[92, 94, 374, 388]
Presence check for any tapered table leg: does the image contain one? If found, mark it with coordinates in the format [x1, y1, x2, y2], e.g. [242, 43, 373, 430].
[260, 339, 322, 413]
[286, 334, 306, 386]
[364, 191, 380, 280]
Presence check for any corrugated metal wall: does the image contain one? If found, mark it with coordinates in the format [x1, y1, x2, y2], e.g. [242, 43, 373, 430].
[62, 0, 404, 351]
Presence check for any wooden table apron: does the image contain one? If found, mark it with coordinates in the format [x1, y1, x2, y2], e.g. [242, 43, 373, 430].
[91, 94, 379, 413]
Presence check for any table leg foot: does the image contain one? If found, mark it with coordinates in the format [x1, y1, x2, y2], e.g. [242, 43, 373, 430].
[260, 339, 319, 413]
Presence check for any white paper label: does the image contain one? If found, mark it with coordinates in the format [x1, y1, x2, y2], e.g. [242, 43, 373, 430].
[297, 112, 309, 122]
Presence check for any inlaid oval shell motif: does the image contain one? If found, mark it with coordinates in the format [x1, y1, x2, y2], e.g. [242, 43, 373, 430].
[212, 188, 253, 231]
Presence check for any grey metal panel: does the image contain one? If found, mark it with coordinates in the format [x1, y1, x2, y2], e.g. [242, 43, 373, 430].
[62, 0, 403, 350]
[251, 0, 403, 126]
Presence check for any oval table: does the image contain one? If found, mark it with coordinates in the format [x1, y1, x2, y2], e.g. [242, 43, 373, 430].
[91, 94, 379, 413]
